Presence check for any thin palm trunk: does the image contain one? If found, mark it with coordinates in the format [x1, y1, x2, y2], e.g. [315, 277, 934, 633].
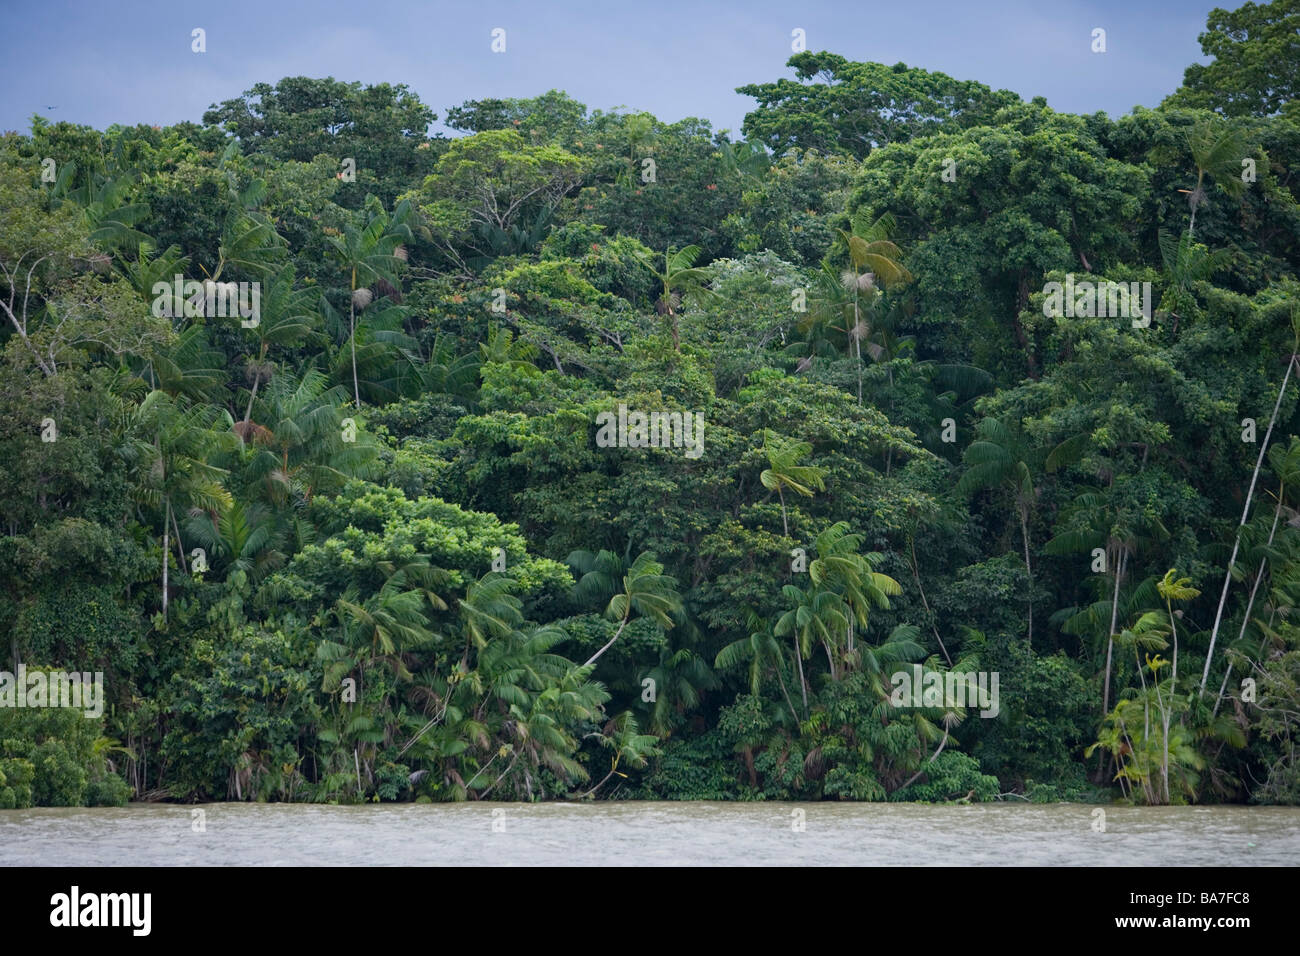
[1188, 170, 1205, 239]
[897, 724, 950, 792]
[1135, 647, 1149, 737]
[1214, 480, 1285, 715]
[1019, 505, 1033, 645]
[910, 535, 952, 665]
[243, 353, 264, 424]
[1103, 545, 1125, 715]
[778, 486, 789, 538]
[350, 299, 361, 409]
[584, 615, 628, 668]
[161, 498, 171, 620]
[853, 296, 864, 405]
[581, 766, 619, 799]
[483, 752, 520, 798]
[1152, 675, 1171, 804]
[774, 657, 801, 725]
[1202, 354, 1295, 694]
[792, 633, 808, 712]
[1213, 665, 1233, 719]
[1170, 608, 1179, 686]
[856, 334, 863, 404]
[171, 506, 187, 574]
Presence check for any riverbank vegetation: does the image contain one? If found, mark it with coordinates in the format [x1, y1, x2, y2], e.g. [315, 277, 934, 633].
[2, 1, 1299, 807]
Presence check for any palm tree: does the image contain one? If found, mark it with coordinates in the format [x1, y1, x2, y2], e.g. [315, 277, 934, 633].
[956, 418, 1040, 643]
[1156, 228, 1228, 329]
[1182, 119, 1248, 239]
[142, 325, 227, 403]
[715, 609, 801, 725]
[1047, 488, 1169, 715]
[638, 645, 716, 735]
[325, 196, 414, 407]
[568, 545, 633, 607]
[121, 391, 236, 620]
[759, 429, 828, 538]
[582, 552, 682, 668]
[332, 565, 446, 680]
[49, 162, 151, 255]
[774, 581, 848, 712]
[456, 571, 523, 658]
[825, 212, 912, 403]
[784, 286, 842, 375]
[235, 265, 317, 428]
[117, 242, 190, 304]
[210, 142, 285, 280]
[622, 112, 657, 182]
[1213, 436, 1300, 714]
[858, 623, 928, 700]
[238, 369, 356, 508]
[580, 711, 659, 798]
[1156, 569, 1199, 688]
[182, 498, 285, 584]
[720, 139, 771, 182]
[808, 521, 901, 661]
[419, 333, 482, 402]
[479, 323, 540, 378]
[1202, 307, 1300, 694]
[464, 622, 609, 799]
[322, 296, 423, 406]
[638, 245, 714, 351]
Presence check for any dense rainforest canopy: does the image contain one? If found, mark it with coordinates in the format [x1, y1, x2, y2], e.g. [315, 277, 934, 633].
[2, 0, 1299, 808]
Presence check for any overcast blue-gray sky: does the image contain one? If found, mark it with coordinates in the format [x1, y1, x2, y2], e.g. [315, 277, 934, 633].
[0, 0, 1218, 137]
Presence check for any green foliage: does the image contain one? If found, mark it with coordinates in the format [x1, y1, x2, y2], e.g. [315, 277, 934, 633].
[1164, 0, 1300, 117]
[891, 751, 999, 803]
[203, 77, 438, 208]
[2, 7, 1299, 807]
[738, 53, 1021, 158]
[0, 693, 129, 807]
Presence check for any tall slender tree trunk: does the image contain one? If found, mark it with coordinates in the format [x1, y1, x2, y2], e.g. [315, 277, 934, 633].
[581, 766, 619, 799]
[350, 299, 361, 409]
[1135, 647, 1150, 737]
[1188, 170, 1205, 239]
[774, 660, 800, 726]
[172, 506, 188, 574]
[1213, 665, 1233, 719]
[1103, 546, 1126, 715]
[897, 725, 950, 793]
[243, 354, 264, 424]
[1153, 675, 1171, 804]
[854, 299, 864, 406]
[856, 336, 863, 405]
[792, 634, 808, 712]
[1214, 479, 1286, 716]
[585, 615, 629, 667]
[1202, 354, 1295, 694]
[1170, 609, 1179, 687]
[1020, 505, 1034, 645]
[910, 535, 952, 665]
[161, 499, 171, 620]
[778, 487, 789, 538]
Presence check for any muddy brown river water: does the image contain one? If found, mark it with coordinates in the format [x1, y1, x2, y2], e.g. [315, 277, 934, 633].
[2, 802, 1298, 865]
